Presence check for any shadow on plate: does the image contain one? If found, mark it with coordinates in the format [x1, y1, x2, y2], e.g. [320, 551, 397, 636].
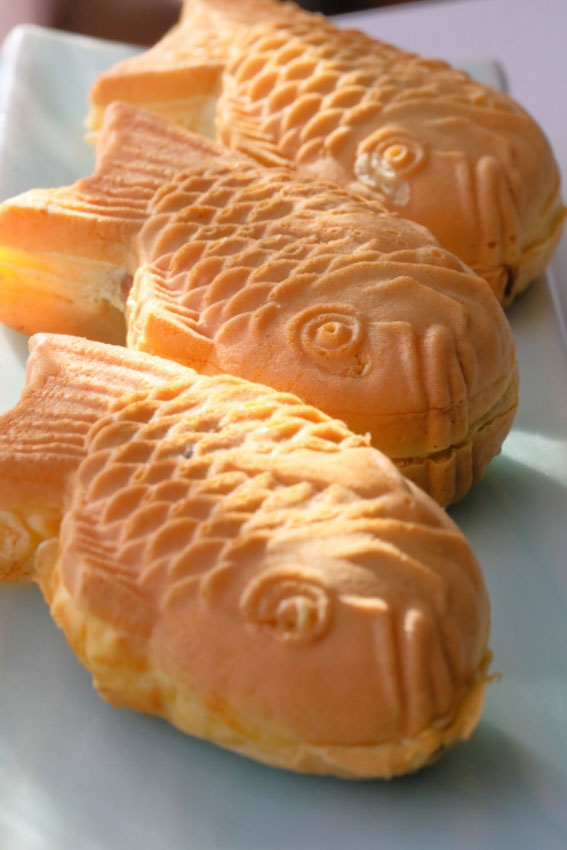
[13, 710, 560, 850]
[1, 325, 29, 365]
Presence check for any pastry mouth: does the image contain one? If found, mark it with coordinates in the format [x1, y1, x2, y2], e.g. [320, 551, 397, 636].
[474, 202, 566, 306]
[395, 365, 519, 505]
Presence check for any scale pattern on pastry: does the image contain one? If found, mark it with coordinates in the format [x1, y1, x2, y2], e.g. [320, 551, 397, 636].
[0, 333, 491, 778]
[0, 103, 518, 505]
[88, 0, 566, 306]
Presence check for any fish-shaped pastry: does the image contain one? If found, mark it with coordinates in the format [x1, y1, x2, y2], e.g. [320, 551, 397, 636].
[0, 332, 491, 778]
[0, 103, 518, 506]
[87, 0, 565, 306]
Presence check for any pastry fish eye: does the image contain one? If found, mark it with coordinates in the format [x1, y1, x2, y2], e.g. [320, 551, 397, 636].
[286, 304, 371, 377]
[357, 126, 428, 179]
[240, 567, 332, 645]
[354, 126, 428, 205]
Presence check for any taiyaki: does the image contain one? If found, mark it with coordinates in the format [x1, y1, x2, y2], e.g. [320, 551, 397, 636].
[0, 103, 518, 506]
[0, 333, 491, 778]
[88, 0, 565, 306]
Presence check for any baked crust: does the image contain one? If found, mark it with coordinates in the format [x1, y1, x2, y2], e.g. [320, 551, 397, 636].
[1, 334, 491, 778]
[88, 0, 566, 305]
[0, 104, 518, 504]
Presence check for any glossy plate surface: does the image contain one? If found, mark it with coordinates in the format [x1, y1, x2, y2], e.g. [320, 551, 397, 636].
[0, 24, 566, 850]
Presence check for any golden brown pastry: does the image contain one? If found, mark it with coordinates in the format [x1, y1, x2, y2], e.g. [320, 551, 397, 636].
[88, 0, 565, 305]
[0, 332, 491, 778]
[0, 103, 518, 505]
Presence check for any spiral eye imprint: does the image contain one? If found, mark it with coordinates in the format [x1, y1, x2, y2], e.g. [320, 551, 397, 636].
[240, 568, 332, 644]
[288, 304, 365, 364]
[355, 128, 427, 203]
[359, 127, 427, 179]
[377, 138, 425, 176]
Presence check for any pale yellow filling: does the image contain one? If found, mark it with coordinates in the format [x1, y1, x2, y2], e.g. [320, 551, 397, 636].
[0, 247, 128, 312]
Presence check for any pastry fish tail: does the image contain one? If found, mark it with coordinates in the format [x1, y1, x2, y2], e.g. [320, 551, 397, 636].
[87, 17, 229, 136]
[0, 333, 186, 581]
[180, 0, 305, 24]
[88, 0, 309, 141]
[0, 101, 215, 343]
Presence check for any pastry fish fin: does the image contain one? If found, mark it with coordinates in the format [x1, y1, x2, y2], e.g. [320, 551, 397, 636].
[127, 271, 214, 371]
[216, 84, 294, 169]
[222, 125, 294, 170]
[0, 333, 188, 582]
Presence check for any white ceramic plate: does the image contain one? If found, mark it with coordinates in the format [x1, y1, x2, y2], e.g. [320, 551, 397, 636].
[1, 25, 567, 850]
